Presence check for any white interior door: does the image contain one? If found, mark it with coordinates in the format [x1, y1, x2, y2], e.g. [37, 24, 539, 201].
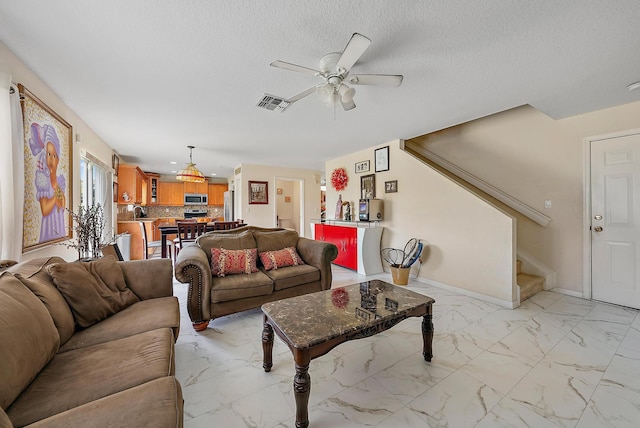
[591, 133, 640, 309]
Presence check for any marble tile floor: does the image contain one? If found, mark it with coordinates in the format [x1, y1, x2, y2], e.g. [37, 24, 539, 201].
[174, 266, 640, 427]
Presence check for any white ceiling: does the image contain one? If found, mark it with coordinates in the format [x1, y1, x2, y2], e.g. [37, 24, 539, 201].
[2, 1, 640, 178]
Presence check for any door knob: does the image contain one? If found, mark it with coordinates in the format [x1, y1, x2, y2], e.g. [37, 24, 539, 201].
[594, 226, 603, 232]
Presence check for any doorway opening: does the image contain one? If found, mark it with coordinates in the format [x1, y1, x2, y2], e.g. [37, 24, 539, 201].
[275, 178, 304, 236]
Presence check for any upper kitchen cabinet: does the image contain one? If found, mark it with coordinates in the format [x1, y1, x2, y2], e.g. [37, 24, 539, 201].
[146, 172, 161, 205]
[158, 182, 184, 206]
[183, 180, 209, 194]
[117, 165, 147, 204]
[208, 183, 228, 206]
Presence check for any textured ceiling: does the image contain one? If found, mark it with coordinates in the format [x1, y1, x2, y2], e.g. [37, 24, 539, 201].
[1, 0, 640, 178]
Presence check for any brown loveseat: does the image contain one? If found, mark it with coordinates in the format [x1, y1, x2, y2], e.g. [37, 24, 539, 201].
[174, 226, 338, 331]
[0, 256, 183, 428]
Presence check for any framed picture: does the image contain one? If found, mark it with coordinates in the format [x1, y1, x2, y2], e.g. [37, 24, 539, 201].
[19, 84, 73, 252]
[277, 187, 283, 195]
[385, 180, 398, 193]
[355, 160, 370, 174]
[112, 153, 120, 176]
[248, 180, 269, 204]
[375, 146, 389, 172]
[284, 196, 291, 203]
[113, 182, 118, 202]
[360, 174, 376, 200]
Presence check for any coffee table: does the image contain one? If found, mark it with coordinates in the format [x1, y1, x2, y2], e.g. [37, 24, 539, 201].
[261, 280, 435, 428]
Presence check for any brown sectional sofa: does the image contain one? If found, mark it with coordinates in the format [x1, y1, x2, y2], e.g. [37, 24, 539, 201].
[174, 226, 338, 331]
[0, 256, 183, 428]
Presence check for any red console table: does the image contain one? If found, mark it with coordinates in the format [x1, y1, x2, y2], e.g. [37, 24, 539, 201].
[313, 222, 383, 275]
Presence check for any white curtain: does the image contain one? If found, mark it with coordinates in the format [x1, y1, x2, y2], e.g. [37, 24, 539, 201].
[0, 73, 25, 261]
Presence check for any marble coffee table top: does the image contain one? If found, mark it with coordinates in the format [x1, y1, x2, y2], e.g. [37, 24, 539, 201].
[261, 280, 435, 349]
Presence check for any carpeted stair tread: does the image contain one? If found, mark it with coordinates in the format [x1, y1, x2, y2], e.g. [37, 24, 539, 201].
[517, 272, 544, 302]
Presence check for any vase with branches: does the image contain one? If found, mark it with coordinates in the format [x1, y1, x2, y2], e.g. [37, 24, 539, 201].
[62, 204, 111, 260]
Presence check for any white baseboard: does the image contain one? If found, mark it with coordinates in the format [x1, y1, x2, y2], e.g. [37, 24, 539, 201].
[549, 287, 583, 298]
[413, 275, 518, 309]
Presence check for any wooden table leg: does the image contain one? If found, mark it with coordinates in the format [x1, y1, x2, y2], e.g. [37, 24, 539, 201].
[161, 231, 168, 258]
[262, 316, 274, 372]
[422, 305, 434, 362]
[293, 350, 311, 428]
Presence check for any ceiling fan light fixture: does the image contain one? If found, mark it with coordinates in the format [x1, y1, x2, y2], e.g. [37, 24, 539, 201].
[339, 85, 356, 103]
[176, 145, 205, 183]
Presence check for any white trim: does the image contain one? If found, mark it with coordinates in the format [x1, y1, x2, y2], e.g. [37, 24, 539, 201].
[582, 128, 640, 302]
[403, 140, 551, 227]
[550, 287, 583, 298]
[413, 275, 518, 309]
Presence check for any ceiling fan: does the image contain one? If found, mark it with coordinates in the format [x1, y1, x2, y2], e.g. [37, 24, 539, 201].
[269, 33, 403, 111]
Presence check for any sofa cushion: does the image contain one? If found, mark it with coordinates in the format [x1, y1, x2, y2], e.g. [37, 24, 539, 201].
[0, 272, 60, 410]
[259, 246, 305, 271]
[6, 328, 175, 427]
[46, 257, 140, 328]
[263, 264, 321, 291]
[211, 248, 259, 277]
[197, 230, 256, 262]
[253, 229, 299, 253]
[7, 256, 75, 345]
[24, 376, 183, 428]
[210, 271, 273, 303]
[0, 407, 11, 428]
[59, 296, 180, 353]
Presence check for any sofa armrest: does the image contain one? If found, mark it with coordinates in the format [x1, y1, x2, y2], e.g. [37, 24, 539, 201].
[118, 259, 173, 300]
[174, 245, 213, 324]
[297, 237, 338, 291]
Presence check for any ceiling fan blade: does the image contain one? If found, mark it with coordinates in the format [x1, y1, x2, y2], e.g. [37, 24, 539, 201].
[287, 86, 317, 103]
[270, 60, 319, 76]
[336, 33, 371, 73]
[347, 74, 404, 87]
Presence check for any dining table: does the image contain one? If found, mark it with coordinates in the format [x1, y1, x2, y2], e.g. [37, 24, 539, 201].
[156, 222, 245, 258]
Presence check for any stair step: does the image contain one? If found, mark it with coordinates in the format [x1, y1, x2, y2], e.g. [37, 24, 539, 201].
[517, 272, 544, 302]
[516, 259, 523, 275]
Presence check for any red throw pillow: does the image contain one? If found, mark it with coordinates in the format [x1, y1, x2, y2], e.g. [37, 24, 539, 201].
[259, 247, 305, 270]
[210, 248, 258, 277]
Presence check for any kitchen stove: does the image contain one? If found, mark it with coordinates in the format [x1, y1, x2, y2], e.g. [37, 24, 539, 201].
[183, 208, 208, 219]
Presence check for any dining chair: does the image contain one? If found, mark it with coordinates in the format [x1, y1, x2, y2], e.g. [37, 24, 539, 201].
[212, 221, 243, 230]
[139, 222, 171, 259]
[174, 221, 209, 259]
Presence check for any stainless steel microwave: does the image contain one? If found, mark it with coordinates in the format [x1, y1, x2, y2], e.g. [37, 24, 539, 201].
[184, 193, 208, 205]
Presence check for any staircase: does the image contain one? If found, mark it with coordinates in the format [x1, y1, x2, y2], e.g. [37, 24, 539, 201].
[517, 260, 544, 302]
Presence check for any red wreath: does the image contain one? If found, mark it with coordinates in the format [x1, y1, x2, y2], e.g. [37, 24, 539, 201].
[331, 167, 349, 191]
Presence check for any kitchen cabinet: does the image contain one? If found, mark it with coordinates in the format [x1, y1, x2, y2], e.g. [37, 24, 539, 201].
[146, 172, 161, 205]
[313, 222, 383, 275]
[153, 218, 176, 241]
[158, 182, 184, 206]
[183, 180, 209, 194]
[208, 183, 228, 206]
[117, 220, 154, 260]
[117, 165, 147, 204]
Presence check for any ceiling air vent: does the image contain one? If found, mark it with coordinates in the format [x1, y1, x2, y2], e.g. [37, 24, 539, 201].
[256, 94, 290, 112]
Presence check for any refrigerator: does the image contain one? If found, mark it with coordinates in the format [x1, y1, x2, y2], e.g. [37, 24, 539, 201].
[223, 191, 234, 221]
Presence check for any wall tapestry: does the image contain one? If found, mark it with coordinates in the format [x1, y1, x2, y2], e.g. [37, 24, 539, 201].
[19, 84, 73, 252]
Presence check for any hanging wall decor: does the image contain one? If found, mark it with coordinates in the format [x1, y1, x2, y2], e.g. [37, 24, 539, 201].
[330, 167, 349, 191]
[19, 84, 73, 252]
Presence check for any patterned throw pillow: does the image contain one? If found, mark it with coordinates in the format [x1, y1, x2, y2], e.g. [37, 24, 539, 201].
[210, 248, 258, 277]
[259, 247, 305, 270]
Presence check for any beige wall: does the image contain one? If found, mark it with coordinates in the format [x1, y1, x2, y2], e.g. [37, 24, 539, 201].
[326, 141, 517, 306]
[1, 42, 116, 262]
[409, 102, 640, 293]
[236, 163, 322, 236]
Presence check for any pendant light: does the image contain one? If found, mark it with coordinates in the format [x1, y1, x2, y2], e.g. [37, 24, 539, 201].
[176, 145, 205, 183]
